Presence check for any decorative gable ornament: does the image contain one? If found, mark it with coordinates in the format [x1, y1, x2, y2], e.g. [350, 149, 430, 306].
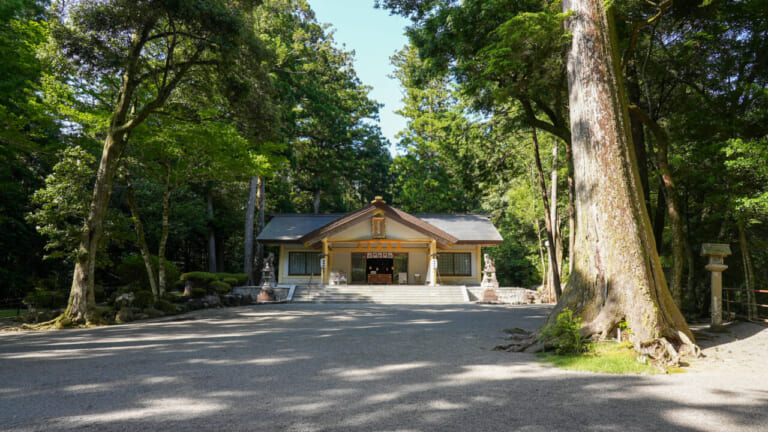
[372, 215, 386, 238]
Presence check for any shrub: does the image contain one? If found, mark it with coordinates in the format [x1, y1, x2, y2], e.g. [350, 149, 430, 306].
[191, 287, 207, 298]
[172, 280, 185, 292]
[181, 272, 217, 288]
[155, 299, 178, 315]
[210, 281, 232, 295]
[222, 277, 239, 287]
[161, 291, 178, 302]
[538, 308, 588, 355]
[116, 254, 179, 291]
[133, 290, 154, 309]
[215, 273, 248, 285]
[23, 288, 67, 310]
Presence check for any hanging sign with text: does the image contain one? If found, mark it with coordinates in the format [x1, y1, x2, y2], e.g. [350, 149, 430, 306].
[366, 252, 394, 259]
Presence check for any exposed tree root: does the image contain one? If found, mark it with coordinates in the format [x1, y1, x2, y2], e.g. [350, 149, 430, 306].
[495, 324, 702, 369]
[9, 310, 99, 331]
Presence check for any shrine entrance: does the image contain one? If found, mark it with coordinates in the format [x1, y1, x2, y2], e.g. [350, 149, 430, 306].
[351, 252, 408, 284]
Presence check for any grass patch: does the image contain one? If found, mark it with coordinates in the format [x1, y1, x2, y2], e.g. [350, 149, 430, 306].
[0, 309, 29, 319]
[537, 341, 659, 375]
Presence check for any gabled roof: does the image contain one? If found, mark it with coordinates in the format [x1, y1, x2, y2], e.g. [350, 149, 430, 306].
[300, 197, 458, 247]
[256, 197, 503, 246]
[256, 214, 343, 242]
[415, 214, 503, 244]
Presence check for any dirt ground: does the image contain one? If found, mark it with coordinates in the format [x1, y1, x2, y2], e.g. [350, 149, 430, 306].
[687, 320, 768, 374]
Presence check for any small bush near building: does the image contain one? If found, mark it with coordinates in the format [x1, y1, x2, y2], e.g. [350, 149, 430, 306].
[181, 272, 217, 288]
[191, 287, 207, 298]
[222, 277, 239, 287]
[133, 290, 154, 309]
[216, 273, 248, 285]
[210, 281, 232, 295]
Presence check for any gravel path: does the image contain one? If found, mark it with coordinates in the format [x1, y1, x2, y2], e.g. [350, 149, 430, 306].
[1, 304, 766, 431]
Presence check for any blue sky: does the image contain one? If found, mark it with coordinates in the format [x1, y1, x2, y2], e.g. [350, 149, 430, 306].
[308, 0, 411, 154]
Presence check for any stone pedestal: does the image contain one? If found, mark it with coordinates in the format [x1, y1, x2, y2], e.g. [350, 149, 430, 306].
[480, 253, 499, 302]
[701, 243, 731, 331]
[257, 252, 277, 302]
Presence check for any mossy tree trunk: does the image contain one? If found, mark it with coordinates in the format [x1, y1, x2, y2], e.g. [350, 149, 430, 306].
[553, 0, 697, 364]
[65, 26, 155, 323]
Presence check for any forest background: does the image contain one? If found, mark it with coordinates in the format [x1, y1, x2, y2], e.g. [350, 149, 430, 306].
[1, 0, 767, 322]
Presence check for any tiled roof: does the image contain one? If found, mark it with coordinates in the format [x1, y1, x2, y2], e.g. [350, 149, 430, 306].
[256, 214, 343, 242]
[414, 214, 503, 243]
[257, 211, 502, 244]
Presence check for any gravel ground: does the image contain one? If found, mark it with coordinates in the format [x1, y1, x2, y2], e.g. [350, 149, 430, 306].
[1, 304, 766, 432]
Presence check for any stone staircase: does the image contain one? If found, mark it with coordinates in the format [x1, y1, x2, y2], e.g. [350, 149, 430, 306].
[291, 284, 468, 304]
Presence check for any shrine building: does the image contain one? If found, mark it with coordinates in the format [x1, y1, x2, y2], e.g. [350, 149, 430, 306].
[256, 196, 503, 286]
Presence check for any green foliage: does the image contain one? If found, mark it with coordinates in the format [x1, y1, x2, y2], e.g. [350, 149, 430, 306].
[161, 291, 179, 302]
[0, 309, 29, 319]
[23, 287, 67, 310]
[132, 290, 154, 309]
[115, 254, 179, 291]
[27, 146, 94, 261]
[215, 273, 248, 285]
[538, 308, 587, 355]
[537, 341, 658, 375]
[210, 280, 232, 295]
[222, 277, 239, 287]
[181, 272, 218, 287]
[155, 299, 177, 315]
[191, 287, 207, 299]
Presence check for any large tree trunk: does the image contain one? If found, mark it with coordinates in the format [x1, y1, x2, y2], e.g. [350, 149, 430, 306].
[244, 176, 258, 284]
[207, 190, 217, 273]
[124, 171, 158, 298]
[555, 0, 696, 364]
[63, 26, 153, 324]
[157, 162, 171, 295]
[313, 189, 321, 214]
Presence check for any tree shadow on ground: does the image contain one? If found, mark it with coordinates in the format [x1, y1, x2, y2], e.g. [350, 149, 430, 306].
[0, 304, 766, 431]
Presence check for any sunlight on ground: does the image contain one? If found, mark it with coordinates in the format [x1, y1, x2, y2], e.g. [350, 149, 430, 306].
[325, 362, 434, 381]
[57, 397, 225, 426]
[185, 355, 311, 366]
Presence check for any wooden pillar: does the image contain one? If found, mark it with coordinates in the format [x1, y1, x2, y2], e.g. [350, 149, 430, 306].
[476, 245, 483, 284]
[429, 239, 437, 287]
[322, 238, 329, 285]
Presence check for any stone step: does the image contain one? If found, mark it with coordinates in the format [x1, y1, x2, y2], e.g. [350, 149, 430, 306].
[291, 285, 468, 304]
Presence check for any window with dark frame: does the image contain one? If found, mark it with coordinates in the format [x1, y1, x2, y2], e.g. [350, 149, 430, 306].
[437, 253, 472, 276]
[288, 252, 322, 275]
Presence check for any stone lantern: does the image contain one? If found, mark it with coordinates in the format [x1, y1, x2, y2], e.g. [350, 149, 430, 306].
[701, 243, 732, 330]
